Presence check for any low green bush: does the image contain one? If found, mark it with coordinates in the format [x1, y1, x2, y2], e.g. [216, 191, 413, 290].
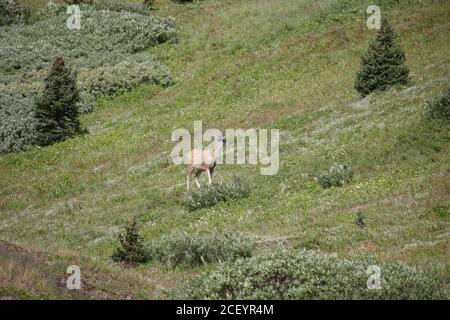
[150, 229, 253, 268]
[316, 163, 353, 189]
[77, 92, 95, 114]
[426, 205, 450, 219]
[78, 53, 173, 96]
[0, 9, 176, 74]
[186, 176, 250, 211]
[424, 88, 450, 121]
[175, 250, 448, 299]
[172, 0, 197, 3]
[0, 0, 30, 26]
[63, 0, 93, 5]
[0, 93, 36, 154]
[89, 0, 152, 14]
[355, 210, 366, 228]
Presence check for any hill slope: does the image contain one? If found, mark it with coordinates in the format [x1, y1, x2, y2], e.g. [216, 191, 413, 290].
[0, 0, 449, 298]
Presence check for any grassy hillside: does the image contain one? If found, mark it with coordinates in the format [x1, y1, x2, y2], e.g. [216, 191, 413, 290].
[0, 0, 449, 298]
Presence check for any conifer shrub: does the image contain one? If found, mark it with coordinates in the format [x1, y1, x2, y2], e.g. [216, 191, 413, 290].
[149, 229, 253, 268]
[424, 88, 450, 121]
[34, 57, 81, 146]
[112, 217, 149, 266]
[175, 250, 449, 299]
[355, 17, 409, 96]
[186, 176, 250, 211]
[316, 163, 353, 189]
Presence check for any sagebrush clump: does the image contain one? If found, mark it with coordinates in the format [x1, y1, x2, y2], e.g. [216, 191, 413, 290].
[89, 0, 152, 14]
[175, 250, 448, 299]
[112, 217, 149, 266]
[34, 57, 81, 146]
[355, 17, 409, 96]
[172, 0, 196, 3]
[316, 163, 353, 189]
[0, 6, 177, 154]
[150, 229, 253, 268]
[186, 176, 250, 211]
[424, 88, 450, 121]
[0, 0, 30, 26]
[0, 93, 36, 154]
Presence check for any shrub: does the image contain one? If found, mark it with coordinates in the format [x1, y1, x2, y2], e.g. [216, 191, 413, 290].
[77, 53, 173, 96]
[77, 92, 95, 114]
[316, 163, 353, 189]
[63, 0, 93, 5]
[172, 0, 196, 3]
[424, 88, 450, 121]
[355, 210, 366, 228]
[34, 57, 81, 146]
[355, 17, 409, 96]
[175, 250, 448, 299]
[143, 0, 155, 8]
[0, 9, 176, 74]
[186, 176, 250, 211]
[426, 205, 450, 219]
[150, 229, 253, 268]
[89, 0, 152, 14]
[112, 217, 149, 266]
[0, 0, 30, 26]
[0, 93, 36, 154]
[0, 10, 176, 97]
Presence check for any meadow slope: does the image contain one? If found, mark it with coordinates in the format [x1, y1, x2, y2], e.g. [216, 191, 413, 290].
[0, 0, 449, 298]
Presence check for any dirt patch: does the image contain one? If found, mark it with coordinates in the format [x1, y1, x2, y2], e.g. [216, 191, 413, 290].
[0, 240, 117, 299]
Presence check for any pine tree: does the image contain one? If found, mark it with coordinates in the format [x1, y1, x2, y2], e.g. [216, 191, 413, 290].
[34, 56, 81, 146]
[355, 17, 409, 96]
[112, 217, 149, 266]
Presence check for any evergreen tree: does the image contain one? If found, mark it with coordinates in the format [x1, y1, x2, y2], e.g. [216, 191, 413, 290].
[355, 17, 409, 96]
[34, 56, 81, 146]
[112, 217, 149, 266]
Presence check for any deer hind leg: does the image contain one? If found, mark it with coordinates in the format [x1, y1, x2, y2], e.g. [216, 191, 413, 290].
[194, 170, 202, 189]
[186, 172, 190, 192]
[186, 166, 195, 192]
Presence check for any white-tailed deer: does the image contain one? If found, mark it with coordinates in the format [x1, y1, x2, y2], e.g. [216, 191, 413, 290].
[186, 133, 226, 191]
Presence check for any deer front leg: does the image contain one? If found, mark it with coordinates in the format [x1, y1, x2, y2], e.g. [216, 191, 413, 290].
[194, 176, 201, 189]
[207, 168, 212, 185]
[186, 173, 190, 192]
[194, 170, 202, 189]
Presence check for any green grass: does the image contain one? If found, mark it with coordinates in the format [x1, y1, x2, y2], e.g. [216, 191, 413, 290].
[1, 0, 449, 298]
